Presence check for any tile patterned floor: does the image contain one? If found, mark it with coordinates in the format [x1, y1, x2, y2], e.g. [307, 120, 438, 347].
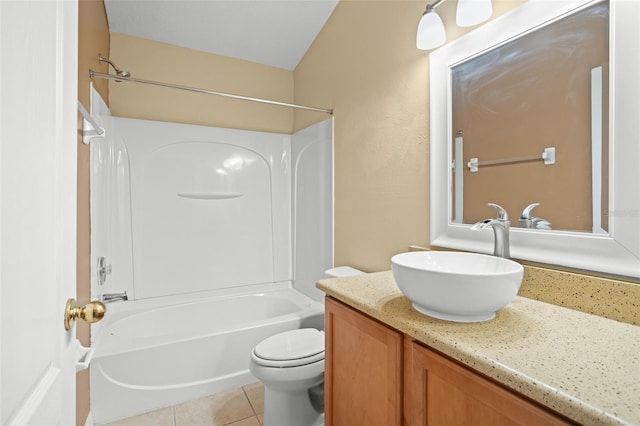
[102, 382, 264, 426]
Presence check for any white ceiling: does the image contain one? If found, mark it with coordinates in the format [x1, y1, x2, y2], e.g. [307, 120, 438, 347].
[104, 0, 340, 71]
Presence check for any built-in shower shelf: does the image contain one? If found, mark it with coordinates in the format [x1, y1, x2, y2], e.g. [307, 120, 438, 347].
[177, 192, 243, 200]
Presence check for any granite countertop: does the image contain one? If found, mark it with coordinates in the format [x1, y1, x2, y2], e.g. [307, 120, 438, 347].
[317, 271, 640, 426]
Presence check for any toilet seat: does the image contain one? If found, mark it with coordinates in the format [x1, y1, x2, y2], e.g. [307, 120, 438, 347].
[252, 328, 325, 368]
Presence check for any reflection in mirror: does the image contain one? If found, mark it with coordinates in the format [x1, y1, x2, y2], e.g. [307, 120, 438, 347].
[451, 2, 609, 234]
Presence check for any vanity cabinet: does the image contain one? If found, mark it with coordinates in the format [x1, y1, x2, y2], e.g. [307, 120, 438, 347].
[324, 296, 403, 426]
[325, 297, 571, 426]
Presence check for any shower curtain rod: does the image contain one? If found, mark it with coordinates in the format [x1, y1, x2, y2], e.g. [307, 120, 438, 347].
[89, 71, 333, 115]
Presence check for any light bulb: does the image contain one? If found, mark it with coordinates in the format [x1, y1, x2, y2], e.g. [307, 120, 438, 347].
[456, 0, 492, 27]
[416, 8, 446, 50]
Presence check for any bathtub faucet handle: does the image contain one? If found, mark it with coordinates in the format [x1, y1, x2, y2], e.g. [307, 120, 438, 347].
[97, 256, 112, 286]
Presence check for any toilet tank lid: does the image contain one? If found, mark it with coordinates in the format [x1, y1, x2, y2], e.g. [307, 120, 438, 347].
[324, 266, 365, 278]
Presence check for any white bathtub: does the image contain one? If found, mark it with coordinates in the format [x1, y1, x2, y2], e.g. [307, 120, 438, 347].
[90, 285, 324, 424]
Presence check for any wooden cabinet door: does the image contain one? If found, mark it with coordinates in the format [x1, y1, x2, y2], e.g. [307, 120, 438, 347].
[325, 297, 403, 426]
[404, 337, 571, 426]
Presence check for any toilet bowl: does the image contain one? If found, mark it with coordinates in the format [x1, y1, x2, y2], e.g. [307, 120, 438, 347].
[250, 328, 325, 426]
[249, 266, 364, 426]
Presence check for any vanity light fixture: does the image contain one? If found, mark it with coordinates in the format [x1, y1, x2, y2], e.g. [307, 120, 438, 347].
[456, 0, 493, 27]
[417, 1, 447, 50]
[417, 0, 493, 50]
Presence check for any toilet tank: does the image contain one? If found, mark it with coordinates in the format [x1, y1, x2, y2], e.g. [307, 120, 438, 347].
[324, 266, 365, 278]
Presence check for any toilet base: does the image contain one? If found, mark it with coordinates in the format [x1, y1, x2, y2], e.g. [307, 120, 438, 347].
[263, 386, 324, 426]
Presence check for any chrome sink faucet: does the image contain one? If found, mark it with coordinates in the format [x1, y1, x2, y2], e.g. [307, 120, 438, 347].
[519, 203, 552, 230]
[471, 203, 511, 258]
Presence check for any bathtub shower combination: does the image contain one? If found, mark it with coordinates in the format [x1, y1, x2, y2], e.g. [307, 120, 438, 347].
[87, 87, 333, 424]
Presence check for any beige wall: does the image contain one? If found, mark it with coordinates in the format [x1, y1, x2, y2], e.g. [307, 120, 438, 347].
[109, 33, 295, 134]
[78, 0, 110, 424]
[293, 0, 525, 272]
[294, 0, 429, 272]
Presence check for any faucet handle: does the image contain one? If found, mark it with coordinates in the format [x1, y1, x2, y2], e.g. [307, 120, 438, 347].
[97, 256, 112, 286]
[520, 203, 540, 219]
[487, 203, 509, 221]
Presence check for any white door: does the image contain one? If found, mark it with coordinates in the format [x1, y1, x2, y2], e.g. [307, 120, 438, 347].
[1, 1, 79, 424]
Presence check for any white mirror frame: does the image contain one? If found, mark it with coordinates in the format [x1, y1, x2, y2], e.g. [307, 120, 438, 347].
[430, 0, 640, 278]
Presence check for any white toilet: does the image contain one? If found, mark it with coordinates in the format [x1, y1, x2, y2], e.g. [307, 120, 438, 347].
[249, 266, 364, 426]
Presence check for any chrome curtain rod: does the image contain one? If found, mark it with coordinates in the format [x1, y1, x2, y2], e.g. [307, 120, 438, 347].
[89, 71, 333, 115]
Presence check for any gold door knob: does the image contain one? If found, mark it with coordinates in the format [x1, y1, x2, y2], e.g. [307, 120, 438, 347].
[64, 298, 106, 331]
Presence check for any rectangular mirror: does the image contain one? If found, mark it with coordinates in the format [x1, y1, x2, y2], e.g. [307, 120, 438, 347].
[430, 0, 640, 278]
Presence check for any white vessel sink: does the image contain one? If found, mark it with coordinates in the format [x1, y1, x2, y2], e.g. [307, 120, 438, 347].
[391, 251, 524, 323]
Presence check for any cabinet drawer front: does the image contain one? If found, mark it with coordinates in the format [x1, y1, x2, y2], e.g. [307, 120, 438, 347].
[406, 339, 571, 426]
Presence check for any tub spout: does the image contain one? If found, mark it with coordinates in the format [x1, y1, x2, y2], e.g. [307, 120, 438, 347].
[102, 291, 128, 303]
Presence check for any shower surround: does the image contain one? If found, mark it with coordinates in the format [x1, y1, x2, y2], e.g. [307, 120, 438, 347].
[87, 88, 333, 423]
